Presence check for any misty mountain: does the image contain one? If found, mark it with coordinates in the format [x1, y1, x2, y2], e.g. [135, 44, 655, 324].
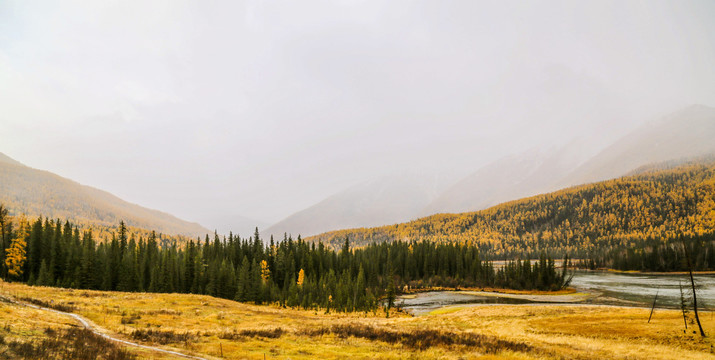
[199, 213, 269, 238]
[424, 104, 715, 216]
[307, 159, 715, 252]
[0, 153, 209, 236]
[561, 104, 715, 186]
[265, 173, 448, 238]
[422, 142, 591, 215]
[270, 105, 715, 237]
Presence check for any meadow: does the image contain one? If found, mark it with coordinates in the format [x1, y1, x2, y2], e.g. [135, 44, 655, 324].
[0, 282, 712, 359]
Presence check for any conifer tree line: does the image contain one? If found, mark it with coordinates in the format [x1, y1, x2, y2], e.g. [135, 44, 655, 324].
[578, 234, 715, 272]
[0, 209, 571, 312]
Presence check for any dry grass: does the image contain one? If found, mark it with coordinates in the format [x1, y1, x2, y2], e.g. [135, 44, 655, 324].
[1, 282, 713, 359]
[1, 327, 136, 360]
[0, 296, 136, 359]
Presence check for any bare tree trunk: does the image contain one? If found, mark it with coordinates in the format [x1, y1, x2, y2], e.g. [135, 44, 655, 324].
[648, 288, 658, 323]
[684, 242, 706, 337]
[679, 280, 688, 330]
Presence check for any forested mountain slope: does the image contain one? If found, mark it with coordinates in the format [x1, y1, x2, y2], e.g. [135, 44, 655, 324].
[308, 160, 715, 262]
[0, 153, 208, 237]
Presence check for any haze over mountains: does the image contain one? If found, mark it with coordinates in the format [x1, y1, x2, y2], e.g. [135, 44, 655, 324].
[265, 173, 449, 238]
[2, 105, 713, 239]
[560, 104, 715, 186]
[307, 158, 715, 253]
[0, 153, 208, 237]
[267, 104, 715, 238]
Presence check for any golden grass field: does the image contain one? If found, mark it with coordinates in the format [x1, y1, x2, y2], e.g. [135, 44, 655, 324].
[0, 281, 713, 359]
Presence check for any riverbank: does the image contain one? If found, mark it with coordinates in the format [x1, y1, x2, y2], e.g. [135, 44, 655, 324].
[576, 268, 715, 275]
[403, 286, 578, 296]
[458, 289, 593, 303]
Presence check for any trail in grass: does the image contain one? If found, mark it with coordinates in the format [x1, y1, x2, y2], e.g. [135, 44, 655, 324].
[0, 294, 209, 360]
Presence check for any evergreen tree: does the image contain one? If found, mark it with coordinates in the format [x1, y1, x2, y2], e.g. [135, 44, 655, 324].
[36, 260, 53, 286]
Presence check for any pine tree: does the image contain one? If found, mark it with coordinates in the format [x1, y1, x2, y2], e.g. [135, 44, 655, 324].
[80, 230, 95, 288]
[249, 259, 262, 303]
[117, 238, 138, 292]
[353, 265, 366, 311]
[36, 260, 53, 286]
[235, 256, 250, 302]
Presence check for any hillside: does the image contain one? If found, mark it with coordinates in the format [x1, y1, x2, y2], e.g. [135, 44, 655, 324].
[307, 160, 715, 260]
[0, 153, 208, 237]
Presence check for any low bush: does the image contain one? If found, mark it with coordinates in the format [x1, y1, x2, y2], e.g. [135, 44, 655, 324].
[218, 327, 284, 340]
[129, 328, 194, 345]
[301, 324, 531, 352]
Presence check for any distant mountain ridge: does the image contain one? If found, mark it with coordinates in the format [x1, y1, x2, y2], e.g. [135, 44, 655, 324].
[559, 104, 715, 187]
[307, 159, 715, 254]
[0, 153, 209, 236]
[421, 141, 593, 216]
[265, 173, 447, 237]
[268, 105, 715, 238]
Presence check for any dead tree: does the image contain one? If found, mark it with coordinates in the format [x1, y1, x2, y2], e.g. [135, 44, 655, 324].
[648, 288, 659, 323]
[684, 241, 706, 337]
[679, 280, 688, 330]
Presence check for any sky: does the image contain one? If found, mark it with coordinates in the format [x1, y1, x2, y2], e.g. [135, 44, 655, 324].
[1, 0, 714, 231]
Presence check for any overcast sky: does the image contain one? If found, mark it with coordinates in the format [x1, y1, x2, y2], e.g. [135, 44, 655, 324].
[1, 0, 714, 230]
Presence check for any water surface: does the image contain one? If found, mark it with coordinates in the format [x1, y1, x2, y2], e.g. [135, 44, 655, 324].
[397, 291, 532, 315]
[570, 270, 715, 309]
[398, 271, 715, 315]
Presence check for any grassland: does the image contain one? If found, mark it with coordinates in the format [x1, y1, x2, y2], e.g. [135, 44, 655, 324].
[0, 282, 712, 359]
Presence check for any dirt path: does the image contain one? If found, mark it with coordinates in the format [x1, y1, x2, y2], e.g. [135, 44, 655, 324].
[0, 294, 209, 360]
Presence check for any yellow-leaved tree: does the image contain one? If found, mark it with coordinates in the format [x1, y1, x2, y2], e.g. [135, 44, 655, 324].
[5, 215, 29, 279]
[260, 259, 271, 283]
[297, 268, 305, 287]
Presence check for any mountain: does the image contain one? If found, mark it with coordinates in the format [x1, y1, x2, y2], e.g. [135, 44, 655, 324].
[273, 104, 715, 238]
[307, 160, 715, 256]
[0, 153, 209, 236]
[422, 142, 592, 215]
[265, 173, 447, 238]
[561, 104, 715, 186]
[424, 104, 715, 217]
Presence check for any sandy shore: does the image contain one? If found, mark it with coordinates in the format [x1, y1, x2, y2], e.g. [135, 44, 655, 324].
[457, 289, 594, 303]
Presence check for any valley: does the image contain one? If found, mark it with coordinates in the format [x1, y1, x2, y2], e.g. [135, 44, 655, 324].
[3, 2, 714, 358]
[2, 155, 715, 359]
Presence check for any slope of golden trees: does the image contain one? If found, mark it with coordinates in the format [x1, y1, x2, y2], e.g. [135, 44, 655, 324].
[308, 161, 715, 260]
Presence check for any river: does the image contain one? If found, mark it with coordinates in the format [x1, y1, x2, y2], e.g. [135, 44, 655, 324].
[398, 271, 715, 315]
[570, 270, 715, 308]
